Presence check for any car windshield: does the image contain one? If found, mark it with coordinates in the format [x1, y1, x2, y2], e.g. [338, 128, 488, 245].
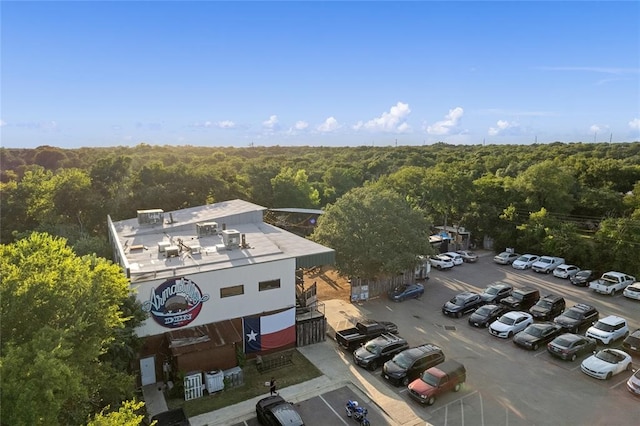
[627, 286, 640, 293]
[364, 343, 381, 355]
[499, 316, 516, 326]
[626, 335, 640, 345]
[536, 300, 553, 309]
[516, 256, 528, 262]
[539, 258, 552, 264]
[576, 271, 591, 278]
[553, 337, 573, 347]
[420, 371, 440, 387]
[451, 296, 466, 306]
[593, 321, 617, 332]
[390, 352, 411, 369]
[484, 287, 499, 295]
[475, 306, 492, 315]
[595, 350, 624, 364]
[511, 291, 525, 301]
[563, 310, 581, 319]
[525, 326, 544, 337]
[393, 286, 407, 293]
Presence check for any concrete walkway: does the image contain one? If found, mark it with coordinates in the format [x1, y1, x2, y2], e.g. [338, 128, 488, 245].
[188, 299, 428, 426]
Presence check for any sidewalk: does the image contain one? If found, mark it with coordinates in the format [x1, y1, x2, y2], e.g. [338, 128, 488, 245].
[189, 299, 427, 426]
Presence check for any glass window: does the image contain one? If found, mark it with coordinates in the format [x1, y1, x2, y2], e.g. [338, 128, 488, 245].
[259, 279, 281, 291]
[220, 284, 244, 298]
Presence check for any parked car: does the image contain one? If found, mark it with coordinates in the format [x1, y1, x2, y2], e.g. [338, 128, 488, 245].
[336, 320, 399, 351]
[529, 294, 565, 321]
[480, 282, 513, 304]
[456, 250, 478, 263]
[511, 254, 540, 270]
[622, 329, 640, 355]
[442, 291, 484, 318]
[256, 395, 304, 426]
[623, 282, 640, 301]
[493, 251, 519, 265]
[468, 304, 508, 328]
[353, 333, 409, 370]
[531, 256, 565, 274]
[570, 269, 597, 287]
[553, 264, 581, 279]
[500, 287, 540, 311]
[381, 343, 445, 387]
[547, 333, 597, 361]
[489, 311, 534, 338]
[589, 271, 636, 296]
[443, 252, 464, 266]
[388, 283, 424, 302]
[627, 369, 640, 397]
[150, 408, 190, 426]
[429, 254, 454, 270]
[581, 348, 633, 380]
[513, 322, 563, 350]
[407, 360, 466, 406]
[554, 303, 599, 333]
[585, 315, 630, 345]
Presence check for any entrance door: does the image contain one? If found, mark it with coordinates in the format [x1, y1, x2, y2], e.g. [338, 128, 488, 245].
[140, 356, 156, 386]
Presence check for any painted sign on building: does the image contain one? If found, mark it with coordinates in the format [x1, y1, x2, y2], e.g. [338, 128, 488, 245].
[142, 277, 210, 328]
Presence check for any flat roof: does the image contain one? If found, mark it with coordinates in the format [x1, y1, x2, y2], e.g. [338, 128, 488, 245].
[109, 199, 335, 283]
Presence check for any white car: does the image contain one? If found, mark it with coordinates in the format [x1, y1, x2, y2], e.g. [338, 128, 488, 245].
[443, 252, 464, 266]
[623, 282, 640, 301]
[627, 369, 640, 396]
[585, 315, 629, 345]
[429, 255, 454, 270]
[489, 311, 533, 339]
[553, 264, 581, 279]
[493, 251, 519, 265]
[531, 256, 565, 274]
[512, 254, 540, 270]
[581, 348, 632, 380]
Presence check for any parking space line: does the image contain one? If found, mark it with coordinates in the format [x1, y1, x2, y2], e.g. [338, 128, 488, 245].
[319, 394, 350, 425]
[479, 392, 484, 426]
[459, 398, 464, 426]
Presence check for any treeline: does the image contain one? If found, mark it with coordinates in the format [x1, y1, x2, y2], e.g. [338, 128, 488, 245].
[1, 142, 640, 275]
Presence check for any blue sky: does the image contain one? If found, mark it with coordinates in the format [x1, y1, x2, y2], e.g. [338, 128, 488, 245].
[2, 1, 639, 148]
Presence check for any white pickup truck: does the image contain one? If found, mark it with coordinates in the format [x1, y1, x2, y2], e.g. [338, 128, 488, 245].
[589, 271, 636, 295]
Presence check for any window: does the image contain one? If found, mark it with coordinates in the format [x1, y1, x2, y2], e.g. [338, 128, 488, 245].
[259, 279, 281, 291]
[220, 285, 244, 298]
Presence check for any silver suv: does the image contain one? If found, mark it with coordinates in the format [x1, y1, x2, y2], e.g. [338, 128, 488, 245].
[585, 315, 629, 345]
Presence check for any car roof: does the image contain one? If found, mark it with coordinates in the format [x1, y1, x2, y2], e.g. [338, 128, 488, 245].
[403, 344, 442, 359]
[570, 303, 595, 312]
[598, 315, 626, 325]
[504, 311, 529, 319]
[540, 294, 563, 302]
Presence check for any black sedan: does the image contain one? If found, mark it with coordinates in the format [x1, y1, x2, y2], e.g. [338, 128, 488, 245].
[256, 395, 304, 426]
[570, 270, 597, 287]
[468, 304, 507, 328]
[388, 283, 424, 302]
[442, 291, 484, 318]
[547, 333, 597, 361]
[513, 322, 563, 350]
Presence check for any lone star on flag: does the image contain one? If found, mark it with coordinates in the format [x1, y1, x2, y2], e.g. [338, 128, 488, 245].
[247, 329, 258, 342]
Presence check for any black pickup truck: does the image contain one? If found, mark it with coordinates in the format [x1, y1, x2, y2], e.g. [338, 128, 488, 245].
[336, 320, 398, 351]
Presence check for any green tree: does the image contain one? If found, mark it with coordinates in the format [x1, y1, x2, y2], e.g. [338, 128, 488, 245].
[271, 167, 320, 208]
[310, 185, 432, 280]
[0, 233, 142, 425]
[87, 400, 150, 426]
[511, 160, 576, 214]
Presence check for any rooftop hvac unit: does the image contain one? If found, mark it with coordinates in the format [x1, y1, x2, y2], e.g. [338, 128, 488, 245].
[137, 209, 164, 226]
[165, 246, 179, 257]
[221, 229, 240, 249]
[189, 244, 201, 254]
[196, 222, 219, 237]
[158, 241, 171, 253]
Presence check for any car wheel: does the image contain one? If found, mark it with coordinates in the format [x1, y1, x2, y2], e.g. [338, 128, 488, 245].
[606, 372, 612, 380]
[532, 343, 539, 351]
[507, 331, 513, 338]
[369, 362, 378, 371]
[570, 353, 577, 362]
[402, 377, 409, 386]
[456, 312, 462, 319]
[437, 265, 442, 270]
[627, 363, 633, 371]
[453, 383, 462, 392]
[426, 396, 436, 406]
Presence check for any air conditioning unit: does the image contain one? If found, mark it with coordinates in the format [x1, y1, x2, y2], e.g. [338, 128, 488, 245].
[196, 222, 219, 237]
[137, 209, 164, 226]
[158, 241, 171, 253]
[165, 246, 180, 257]
[189, 244, 201, 254]
[221, 230, 240, 249]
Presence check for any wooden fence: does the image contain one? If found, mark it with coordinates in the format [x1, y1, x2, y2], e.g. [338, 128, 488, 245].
[350, 269, 415, 302]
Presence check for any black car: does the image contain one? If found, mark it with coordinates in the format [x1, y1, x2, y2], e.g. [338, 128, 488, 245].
[622, 329, 640, 355]
[529, 294, 566, 321]
[256, 395, 304, 426]
[547, 333, 597, 361]
[442, 291, 484, 318]
[468, 304, 508, 328]
[570, 270, 597, 287]
[513, 322, 563, 350]
[353, 333, 409, 370]
[382, 343, 445, 386]
[500, 287, 540, 311]
[553, 303, 599, 333]
[480, 282, 513, 304]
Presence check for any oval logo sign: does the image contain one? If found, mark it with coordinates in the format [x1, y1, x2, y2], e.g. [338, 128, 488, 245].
[142, 277, 210, 328]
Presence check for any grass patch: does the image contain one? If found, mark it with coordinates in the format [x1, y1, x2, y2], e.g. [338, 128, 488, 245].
[166, 349, 322, 418]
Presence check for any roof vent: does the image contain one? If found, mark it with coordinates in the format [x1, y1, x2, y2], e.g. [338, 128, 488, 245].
[221, 229, 241, 250]
[137, 209, 164, 226]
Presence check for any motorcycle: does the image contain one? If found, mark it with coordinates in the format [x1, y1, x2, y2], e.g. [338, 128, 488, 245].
[346, 400, 370, 425]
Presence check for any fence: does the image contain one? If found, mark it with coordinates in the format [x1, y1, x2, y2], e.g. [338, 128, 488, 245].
[350, 270, 414, 302]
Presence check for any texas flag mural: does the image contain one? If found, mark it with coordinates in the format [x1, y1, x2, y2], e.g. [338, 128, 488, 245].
[243, 308, 296, 354]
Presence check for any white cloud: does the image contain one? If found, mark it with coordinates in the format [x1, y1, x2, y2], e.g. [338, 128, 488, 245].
[488, 119, 520, 136]
[262, 115, 279, 131]
[217, 120, 235, 129]
[589, 124, 601, 133]
[353, 102, 412, 133]
[294, 120, 309, 130]
[317, 117, 340, 133]
[0, 119, 6, 127]
[629, 118, 640, 130]
[426, 107, 464, 135]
